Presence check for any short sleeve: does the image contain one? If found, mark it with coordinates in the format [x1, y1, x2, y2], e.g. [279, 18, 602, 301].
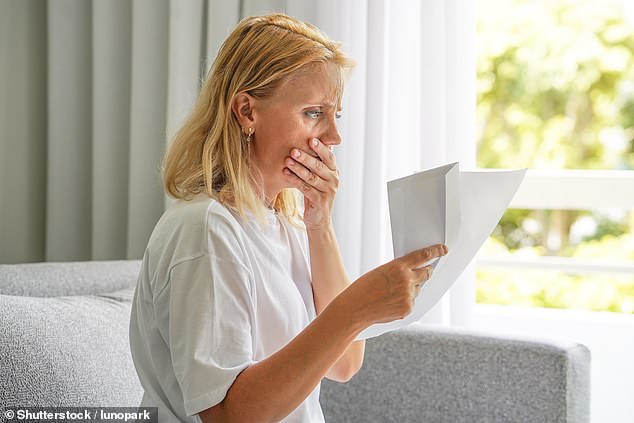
[167, 253, 256, 416]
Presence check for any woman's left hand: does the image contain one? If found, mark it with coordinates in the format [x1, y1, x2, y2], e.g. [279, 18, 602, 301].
[283, 138, 339, 232]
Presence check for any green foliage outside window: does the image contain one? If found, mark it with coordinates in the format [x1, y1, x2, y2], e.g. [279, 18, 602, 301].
[476, 0, 634, 313]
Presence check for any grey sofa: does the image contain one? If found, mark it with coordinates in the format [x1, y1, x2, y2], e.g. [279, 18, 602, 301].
[0, 260, 591, 422]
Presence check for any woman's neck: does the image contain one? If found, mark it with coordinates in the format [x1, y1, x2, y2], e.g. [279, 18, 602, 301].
[248, 157, 278, 210]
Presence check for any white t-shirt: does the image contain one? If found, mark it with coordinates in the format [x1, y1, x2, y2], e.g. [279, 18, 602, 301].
[129, 193, 325, 422]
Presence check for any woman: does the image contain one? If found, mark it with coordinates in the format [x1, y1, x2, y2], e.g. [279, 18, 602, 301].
[129, 13, 447, 423]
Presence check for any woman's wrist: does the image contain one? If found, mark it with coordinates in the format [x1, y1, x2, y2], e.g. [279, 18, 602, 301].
[325, 285, 372, 335]
[305, 221, 335, 240]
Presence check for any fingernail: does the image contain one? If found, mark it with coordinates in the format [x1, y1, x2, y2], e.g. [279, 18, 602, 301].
[283, 168, 291, 176]
[443, 245, 448, 254]
[292, 149, 301, 158]
[288, 158, 295, 166]
[312, 138, 319, 146]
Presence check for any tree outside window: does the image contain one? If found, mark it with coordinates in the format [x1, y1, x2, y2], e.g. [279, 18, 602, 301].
[476, 0, 634, 314]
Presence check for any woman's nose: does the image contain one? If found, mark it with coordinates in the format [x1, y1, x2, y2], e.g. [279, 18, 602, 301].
[320, 114, 342, 147]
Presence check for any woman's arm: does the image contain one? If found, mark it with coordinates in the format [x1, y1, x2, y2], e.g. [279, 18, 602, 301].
[199, 243, 447, 423]
[284, 138, 367, 382]
[199, 287, 366, 423]
[307, 224, 365, 382]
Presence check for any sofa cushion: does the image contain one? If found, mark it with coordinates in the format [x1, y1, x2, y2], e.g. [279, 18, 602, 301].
[0, 287, 144, 407]
[0, 260, 142, 297]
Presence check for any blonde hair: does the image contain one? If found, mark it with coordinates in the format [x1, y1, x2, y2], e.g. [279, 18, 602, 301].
[162, 13, 354, 224]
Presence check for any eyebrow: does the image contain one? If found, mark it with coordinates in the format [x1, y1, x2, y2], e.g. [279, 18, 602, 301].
[305, 101, 342, 110]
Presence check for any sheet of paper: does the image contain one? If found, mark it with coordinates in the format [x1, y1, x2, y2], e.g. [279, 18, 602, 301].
[387, 163, 461, 272]
[357, 164, 526, 340]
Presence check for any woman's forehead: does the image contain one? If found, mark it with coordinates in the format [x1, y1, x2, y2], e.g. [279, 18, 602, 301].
[276, 63, 343, 107]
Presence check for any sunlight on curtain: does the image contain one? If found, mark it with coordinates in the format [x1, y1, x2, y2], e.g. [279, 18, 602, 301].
[289, 0, 477, 325]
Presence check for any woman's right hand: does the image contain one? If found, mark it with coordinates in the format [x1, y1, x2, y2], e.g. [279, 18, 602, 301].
[342, 244, 448, 326]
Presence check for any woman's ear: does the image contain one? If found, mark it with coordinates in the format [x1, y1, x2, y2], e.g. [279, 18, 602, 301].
[231, 92, 257, 131]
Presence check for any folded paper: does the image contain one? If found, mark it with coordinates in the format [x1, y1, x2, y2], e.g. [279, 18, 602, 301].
[357, 163, 526, 340]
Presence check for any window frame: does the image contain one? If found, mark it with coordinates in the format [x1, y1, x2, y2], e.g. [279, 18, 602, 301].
[476, 169, 634, 279]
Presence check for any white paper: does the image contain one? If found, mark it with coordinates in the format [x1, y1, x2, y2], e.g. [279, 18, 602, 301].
[357, 163, 526, 340]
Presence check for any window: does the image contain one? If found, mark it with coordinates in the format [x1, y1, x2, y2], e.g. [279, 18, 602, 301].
[475, 0, 634, 314]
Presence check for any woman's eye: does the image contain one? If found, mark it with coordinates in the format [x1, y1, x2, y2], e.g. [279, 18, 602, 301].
[305, 110, 343, 119]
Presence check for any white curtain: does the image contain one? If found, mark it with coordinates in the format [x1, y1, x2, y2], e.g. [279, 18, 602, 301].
[273, 0, 477, 325]
[0, 0, 475, 325]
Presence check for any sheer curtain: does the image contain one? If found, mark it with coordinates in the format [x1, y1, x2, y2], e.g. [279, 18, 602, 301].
[276, 0, 477, 325]
[0, 0, 475, 324]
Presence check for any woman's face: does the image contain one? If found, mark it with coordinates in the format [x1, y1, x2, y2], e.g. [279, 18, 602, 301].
[247, 62, 343, 202]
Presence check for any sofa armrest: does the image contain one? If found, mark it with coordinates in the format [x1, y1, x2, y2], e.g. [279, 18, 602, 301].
[320, 323, 590, 423]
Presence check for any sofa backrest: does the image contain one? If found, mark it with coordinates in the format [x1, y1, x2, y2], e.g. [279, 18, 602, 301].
[321, 324, 591, 423]
[0, 260, 142, 297]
